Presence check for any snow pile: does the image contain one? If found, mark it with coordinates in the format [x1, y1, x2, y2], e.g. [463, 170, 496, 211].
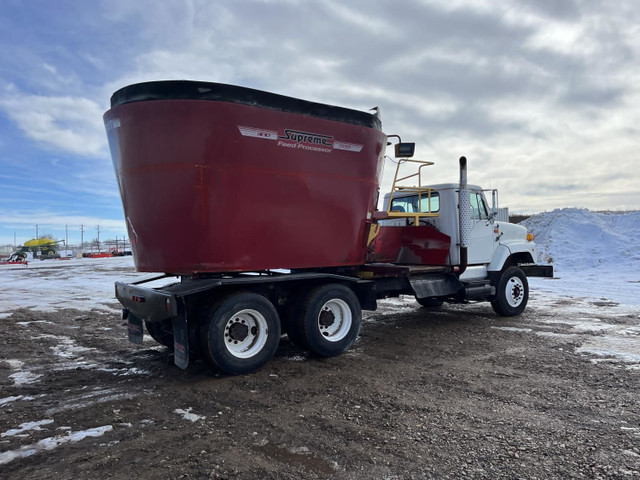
[522, 208, 640, 271]
[522, 208, 640, 305]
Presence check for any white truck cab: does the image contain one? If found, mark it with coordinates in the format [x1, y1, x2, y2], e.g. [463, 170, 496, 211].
[381, 184, 537, 279]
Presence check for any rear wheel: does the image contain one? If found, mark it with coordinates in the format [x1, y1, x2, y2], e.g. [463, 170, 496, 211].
[145, 319, 174, 349]
[199, 292, 281, 375]
[491, 266, 528, 317]
[288, 284, 361, 357]
[416, 297, 445, 309]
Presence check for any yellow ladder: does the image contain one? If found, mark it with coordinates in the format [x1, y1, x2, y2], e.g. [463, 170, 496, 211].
[385, 158, 439, 226]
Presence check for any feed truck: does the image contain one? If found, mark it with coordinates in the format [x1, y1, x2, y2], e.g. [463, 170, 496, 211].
[104, 81, 552, 375]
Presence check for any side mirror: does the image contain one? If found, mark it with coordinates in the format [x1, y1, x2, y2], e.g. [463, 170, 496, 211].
[486, 189, 499, 218]
[394, 142, 415, 158]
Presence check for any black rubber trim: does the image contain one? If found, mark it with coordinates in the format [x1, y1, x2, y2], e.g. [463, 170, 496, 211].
[518, 263, 554, 278]
[110, 80, 381, 129]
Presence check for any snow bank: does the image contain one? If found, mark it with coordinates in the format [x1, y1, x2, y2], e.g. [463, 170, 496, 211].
[522, 208, 640, 270]
[522, 208, 640, 306]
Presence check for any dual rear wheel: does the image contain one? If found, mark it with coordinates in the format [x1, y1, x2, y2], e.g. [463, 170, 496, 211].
[286, 283, 362, 357]
[145, 270, 527, 374]
[199, 284, 361, 375]
[199, 293, 281, 375]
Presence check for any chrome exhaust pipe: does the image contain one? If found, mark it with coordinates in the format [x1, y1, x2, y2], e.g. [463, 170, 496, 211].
[458, 156, 470, 276]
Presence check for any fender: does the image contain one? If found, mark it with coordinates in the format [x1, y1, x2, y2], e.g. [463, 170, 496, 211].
[487, 245, 512, 272]
[487, 244, 535, 272]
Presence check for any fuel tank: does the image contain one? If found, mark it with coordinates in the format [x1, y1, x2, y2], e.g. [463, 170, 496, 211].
[104, 81, 386, 274]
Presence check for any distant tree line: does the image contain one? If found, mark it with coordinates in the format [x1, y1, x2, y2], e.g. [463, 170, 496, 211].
[509, 214, 530, 224]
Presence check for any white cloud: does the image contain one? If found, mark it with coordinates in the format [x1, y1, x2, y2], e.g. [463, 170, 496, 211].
[418, 0, 495, 15]
[320, 0, 399, 37]
[335, 83, 460, 120]
[0, 92, 107, 157]
[43, 63, 57, 75]
[525, 22, 586, 55]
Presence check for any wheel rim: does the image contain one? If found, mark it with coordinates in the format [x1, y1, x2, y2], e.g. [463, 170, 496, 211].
[317, 299, 352, 342]
[223, 309, 269, 359]
[505, 276, 525, 307]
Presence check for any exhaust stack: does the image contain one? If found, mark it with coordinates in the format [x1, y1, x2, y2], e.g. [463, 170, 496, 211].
[458, 156, 470, 276]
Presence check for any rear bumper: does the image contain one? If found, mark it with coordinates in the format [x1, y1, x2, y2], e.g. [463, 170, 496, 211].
[116, 281, 191, 369]
[115, 281, 178, 323]
[519, 263, 554, 278]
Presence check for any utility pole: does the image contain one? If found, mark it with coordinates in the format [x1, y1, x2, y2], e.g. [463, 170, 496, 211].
[80, 224, 84, 252]
[97, 225, 101, 252]
[65, 224, 68, 251]
[35, 224, 38, 240]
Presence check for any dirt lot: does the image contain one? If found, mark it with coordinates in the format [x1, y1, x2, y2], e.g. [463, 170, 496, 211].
[2, 285, 640, 479]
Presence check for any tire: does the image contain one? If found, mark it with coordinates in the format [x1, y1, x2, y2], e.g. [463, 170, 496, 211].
[491, 266, 529, 317]
[145, 319, 174, 349]
[289, 284, 361, 357]
[199, 293, 281, 375]
[416, 297, 445, 309]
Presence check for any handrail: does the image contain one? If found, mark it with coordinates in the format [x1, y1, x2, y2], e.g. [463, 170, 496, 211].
[385, 158, 439, 225]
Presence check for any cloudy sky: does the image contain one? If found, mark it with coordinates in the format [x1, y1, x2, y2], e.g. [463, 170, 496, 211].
[1, 0, 639, 246]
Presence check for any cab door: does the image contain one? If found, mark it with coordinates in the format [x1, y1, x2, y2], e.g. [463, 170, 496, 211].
[467, 191, 497, 264]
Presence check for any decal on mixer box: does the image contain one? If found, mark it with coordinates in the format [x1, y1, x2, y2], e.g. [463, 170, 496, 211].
[238, 125, 363, 154]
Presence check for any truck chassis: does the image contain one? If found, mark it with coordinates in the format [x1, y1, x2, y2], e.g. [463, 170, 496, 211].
[117, 261, 551, 374]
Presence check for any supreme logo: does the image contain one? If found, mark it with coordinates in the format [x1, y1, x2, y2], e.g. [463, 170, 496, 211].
[237, 125, 363, 154]
[279, 129, 333, 147]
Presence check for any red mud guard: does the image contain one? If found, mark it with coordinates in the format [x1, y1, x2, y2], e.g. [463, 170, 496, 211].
[127, 314, 144, 344]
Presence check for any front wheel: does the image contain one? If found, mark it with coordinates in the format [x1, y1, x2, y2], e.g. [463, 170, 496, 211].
[491, 266, 529, 317]
[288, 284, 361, 357]
[199, 292, 281, 375]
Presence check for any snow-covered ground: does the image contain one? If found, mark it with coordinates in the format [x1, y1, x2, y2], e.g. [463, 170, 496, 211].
[0, 256, 139, 316]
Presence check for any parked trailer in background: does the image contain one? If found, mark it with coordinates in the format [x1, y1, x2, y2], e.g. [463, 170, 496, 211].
[104, 81, 552, 375]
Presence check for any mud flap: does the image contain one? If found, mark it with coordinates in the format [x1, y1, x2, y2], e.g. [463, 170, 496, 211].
[172, 316, 190, 369]
[127, 314, 144, 344]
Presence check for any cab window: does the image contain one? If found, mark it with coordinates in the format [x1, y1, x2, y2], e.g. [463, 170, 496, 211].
[470, 192, 488, 220]
[390, 192, 440, 213]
